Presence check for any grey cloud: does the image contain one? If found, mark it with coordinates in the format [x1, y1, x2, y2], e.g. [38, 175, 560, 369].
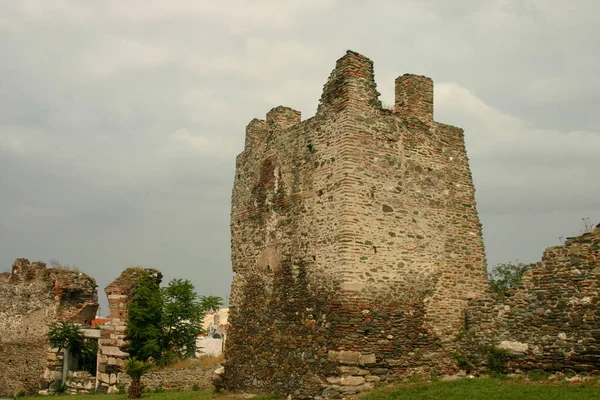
[1, 0, 598, 312]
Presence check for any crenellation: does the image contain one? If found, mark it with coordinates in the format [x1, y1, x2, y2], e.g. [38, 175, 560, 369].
[244, 118, 267, 149]
[317, 50, 382, 115]
[395, 74, 434, 124]
[266, 106, 301, 134]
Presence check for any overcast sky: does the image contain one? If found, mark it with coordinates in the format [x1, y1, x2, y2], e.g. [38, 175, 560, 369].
[1, 1, 598, 315]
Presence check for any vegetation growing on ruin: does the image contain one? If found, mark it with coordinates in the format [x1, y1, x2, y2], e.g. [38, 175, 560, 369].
[46, 321, 97, 375]
[488, 261, 532, 297]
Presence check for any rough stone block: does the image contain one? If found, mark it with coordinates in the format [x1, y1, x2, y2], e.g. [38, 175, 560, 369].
[326, 377, 341, 384]
[101, 346, 129, 357]
[358, 353, 376, 365]
[341, 376, 365, 386]
[98, 372, 110, 383]
[498, 340, 529, 354]
[338, 351, 360, 365]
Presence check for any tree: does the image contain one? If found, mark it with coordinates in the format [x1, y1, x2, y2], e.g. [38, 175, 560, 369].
[126, 276, 164, 361]
[47, 320, 84, 353]
[124, 358, 151, 399]
[127, 274, 208, 364]
[488, 261, 532, 297]
[162, 279, 205, 359]
[201, 295, 224, 312]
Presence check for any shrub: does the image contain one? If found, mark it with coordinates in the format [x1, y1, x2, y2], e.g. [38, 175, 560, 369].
[47, 320, 84, 353]
[487, 345, 509, 375]
[124, 359, 152, 399]
[488, 262, 532, 297]
[454, 349, 469, 370]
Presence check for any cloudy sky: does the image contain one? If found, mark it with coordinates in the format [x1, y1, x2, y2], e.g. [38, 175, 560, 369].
[1, 1, 598, 314]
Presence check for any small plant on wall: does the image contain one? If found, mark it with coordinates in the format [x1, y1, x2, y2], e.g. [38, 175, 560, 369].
[46, 320, 97, 375]
[47, 320, 84, 353]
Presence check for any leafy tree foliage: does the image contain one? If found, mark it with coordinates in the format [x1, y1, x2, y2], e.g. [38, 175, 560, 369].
[127, 276, 164, 361]
[488, 261, 532, 296]
[162, 279, 205, 359]
[47, 320, 84, 352]
[200, 295, 224, 312]
[46, 321, 97, 375]
[126, 275, 209, 364]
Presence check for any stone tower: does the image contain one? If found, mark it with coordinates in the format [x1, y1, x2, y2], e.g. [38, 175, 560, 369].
[225, 50, 488, 398]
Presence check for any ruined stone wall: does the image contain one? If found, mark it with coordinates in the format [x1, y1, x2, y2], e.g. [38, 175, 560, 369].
[463, 226, 600, 375]
[225, 50, 487, 398]
[120, 364, 219, 392]
[0, 259, 98, 396]
[97, 267, 162, 393]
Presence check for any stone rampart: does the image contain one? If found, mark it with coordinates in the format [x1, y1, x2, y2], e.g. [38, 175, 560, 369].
[0, 259, 97, 396]
[463, 226, 600, 374]
[120, 364, 218, 392]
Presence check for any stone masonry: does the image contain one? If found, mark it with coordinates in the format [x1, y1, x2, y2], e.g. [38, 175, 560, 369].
[96, 267, 162, 393]
[0, 259, 98, 396]
[120, 363, 220, 392]
[224, 50, 488, 398]
[463, 225, 600, 375]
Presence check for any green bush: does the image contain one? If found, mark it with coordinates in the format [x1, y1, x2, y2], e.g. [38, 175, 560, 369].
[488, 262, 532, 297]
[487, 346, 509, 375]
[47, 321, 84, 353]
[453, 349, 469, 369]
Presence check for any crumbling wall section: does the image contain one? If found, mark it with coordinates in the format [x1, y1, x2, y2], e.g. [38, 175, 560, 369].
[0, 259, 98, 396]
[225, 50, 487, 399]
[120, 363, 220, 392]
[97, 267, 162, 393]
[464, 226, 600, 374]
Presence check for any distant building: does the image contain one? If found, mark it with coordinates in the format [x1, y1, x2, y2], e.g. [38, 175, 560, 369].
[196, 308, 229, 357]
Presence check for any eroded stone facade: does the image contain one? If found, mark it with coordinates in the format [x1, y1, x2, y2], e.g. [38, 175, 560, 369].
[0, 259, 98, 396]
[463, 225, 600, 375]
[225, 50, 488, 398]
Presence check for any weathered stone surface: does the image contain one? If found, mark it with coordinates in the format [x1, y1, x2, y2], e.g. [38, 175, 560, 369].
[341, 376, 365, 386]
[120, 364, 220, 392]
[464, 226, 600, 375]
[101, 346, 129, 357]
[0, 259, 98, 396]
[358, 353, 377, 365]
[498, 341, 529, 354]
[223, 50, 488, 399]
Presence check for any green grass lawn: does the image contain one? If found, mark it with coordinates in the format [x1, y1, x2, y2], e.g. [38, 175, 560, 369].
[20, 378, 600, 400]
[358, 378, 600, 400]
[21, 392, 280, 400]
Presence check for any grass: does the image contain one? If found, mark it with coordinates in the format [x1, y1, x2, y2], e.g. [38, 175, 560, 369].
[357, 377, 600, 400]
[21, 392, 281, 400]
[20, 377, 600, 400]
